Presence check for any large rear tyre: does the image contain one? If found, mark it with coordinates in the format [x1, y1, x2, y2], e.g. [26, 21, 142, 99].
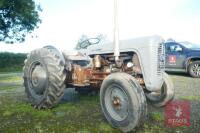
[100, 73, 147, 132]
[145, 72, 174, 107]
[23, 48, 66, 109]
[188, 61, 200, 78]
[43, 45, 65, 65]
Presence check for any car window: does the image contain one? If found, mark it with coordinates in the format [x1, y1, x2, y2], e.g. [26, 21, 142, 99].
[166, 43, 182, 52]
[166, 44, 171, 52]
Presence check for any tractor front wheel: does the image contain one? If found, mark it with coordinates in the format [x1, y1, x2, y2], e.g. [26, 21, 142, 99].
[145, 72, 174, 107]
[100, 73, 147, 132]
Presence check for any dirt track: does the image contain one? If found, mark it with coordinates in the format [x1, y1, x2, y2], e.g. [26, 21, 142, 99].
[0, 72, 199, 133]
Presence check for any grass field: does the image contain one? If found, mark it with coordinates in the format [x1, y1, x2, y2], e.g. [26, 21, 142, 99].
[0, 72, 199, 133]
[0, 66, 22, 73]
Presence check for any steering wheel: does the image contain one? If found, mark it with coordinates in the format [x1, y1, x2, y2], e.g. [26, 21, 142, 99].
[80, 38, 100, 49]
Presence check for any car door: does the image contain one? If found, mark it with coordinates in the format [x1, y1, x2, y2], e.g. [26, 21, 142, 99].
[165, 42, 186, 69]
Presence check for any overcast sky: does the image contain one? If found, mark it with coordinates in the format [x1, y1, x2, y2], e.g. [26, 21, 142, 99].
[1, 0, 200, 53]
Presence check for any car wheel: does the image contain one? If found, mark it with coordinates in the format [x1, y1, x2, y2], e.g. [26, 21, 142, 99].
[188, 61, 200, 78]
[100, 73, 147, 132]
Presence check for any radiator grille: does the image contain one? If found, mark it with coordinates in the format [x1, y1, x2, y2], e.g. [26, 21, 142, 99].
[157, 43, 165, 75]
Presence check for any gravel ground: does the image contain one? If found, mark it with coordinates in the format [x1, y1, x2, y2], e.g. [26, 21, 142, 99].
[168, 72, 200, 132]
[169, 72, 200, 98]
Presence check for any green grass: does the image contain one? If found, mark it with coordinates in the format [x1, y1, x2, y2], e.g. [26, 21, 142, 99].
[0, 72, 199, 132]
[1, 103, 53, 118]
[0, 75, 22, 83]
[0, 95, 119, 133]
[0, 93, 196, 133]
[149, 112, 164, 122]
[98, 122, 114, 132]
[0, 86, 21, 91]
[0, 66, 22, 72]
[140, 123, 166, 133]
[180, 95, 200, 101]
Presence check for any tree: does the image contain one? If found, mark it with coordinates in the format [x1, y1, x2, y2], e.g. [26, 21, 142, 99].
[0, 0, 41, 43]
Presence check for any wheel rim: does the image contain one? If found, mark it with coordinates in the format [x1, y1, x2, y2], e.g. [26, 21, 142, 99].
[28, 61, 48, 96]
[191, 64, 200, 76]
[105, 84, 129, 121]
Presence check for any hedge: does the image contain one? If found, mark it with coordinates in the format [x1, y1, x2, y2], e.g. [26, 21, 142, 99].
[0, 52, 27, 72]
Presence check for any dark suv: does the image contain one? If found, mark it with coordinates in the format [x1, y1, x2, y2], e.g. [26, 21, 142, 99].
[165, 40, 200, 78]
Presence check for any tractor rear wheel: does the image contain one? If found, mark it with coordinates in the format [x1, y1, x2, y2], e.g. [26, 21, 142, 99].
[100, 73, 147, 132]
[23, 48, 66, 109]
[145, 72, 174, 107]
[43, 45, 65, 65]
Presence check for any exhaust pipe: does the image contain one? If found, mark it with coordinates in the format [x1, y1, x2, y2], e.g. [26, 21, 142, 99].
[114, 0, 120, 62]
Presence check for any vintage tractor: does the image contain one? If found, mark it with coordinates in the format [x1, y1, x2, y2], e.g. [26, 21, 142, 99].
[23, 35, 174, 132]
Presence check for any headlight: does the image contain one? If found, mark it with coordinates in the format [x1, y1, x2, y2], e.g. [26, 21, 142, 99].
[127, 62, 134, 68]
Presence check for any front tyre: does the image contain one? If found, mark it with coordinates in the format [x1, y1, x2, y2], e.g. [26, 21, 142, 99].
[145, 72, 174, 107]
[100, 73, 147, 132]
[188, 61, 200, 78]
[23, 48, 66, 109]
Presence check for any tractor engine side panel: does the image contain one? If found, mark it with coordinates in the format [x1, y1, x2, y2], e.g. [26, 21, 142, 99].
[71, 65, 91, 86]
[66, 64, 110, 89]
